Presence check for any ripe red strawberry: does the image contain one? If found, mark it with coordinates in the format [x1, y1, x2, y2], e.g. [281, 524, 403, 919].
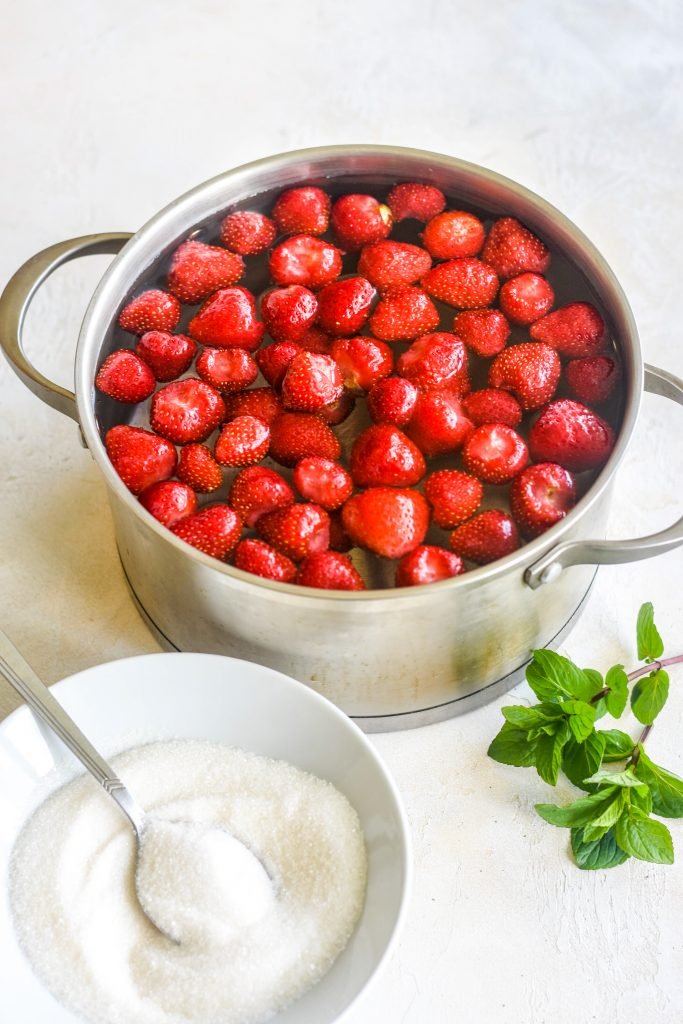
[188, 287, 265, 350]
[421, 258, 499, 308]
[350, 424, 426, 488]
[330, 194, 393, 249]
[367, 377, 418, 427]
[269, 235, 343, 289]
[357, 240, 432, 292]
[105, 425, 177, 495]
[452, 309, 510, 358]
[529, 302, 606, 358]
[95, 349, 156, 403]
[498, 273, 554, 325]
[150, 378, 226, 444]
[296, 551, 366, 591]
[196, 347, 258, 394]
[219, 210, 277, 255]
[118, 290, 181, 335]
[481, 217, 550, 279]
[256, 341, 301, 388]
[424, 469, 483, 528]
[405, 390, 473, 456]
[341, 488, 429, 559]
[293, 457, 353, 510]
[228, 466, 294, 527]
[331, 336, 393, 393]
[528, 399, 615, 471]
[258, 503, 331, 562]
[136, 331, 197, 382]
[272, 186, 330, 236]
[421, 211, 485, 259]
[167, 240, 244, 304]
[171, 504, 242, 560]
[316, 277, 376, 336]
[177, 443, 223, 493]
[281, 351, 344, 411]
[368, 286, 439, 342]
[316, 390, 356, 425]
[296, 326, 332, 354]
[397, 332, 468, 391]
[386, 183, 446, 223]
[448, 510, 520, 565]
[261, 285, 318, 342]
[139, 480, 198, 528]
[214, 415, 270, 466]
[565, 354, 620, 405]
[269, 412, 342, 466]
[223, 386, 282, 425]
[461, 388, 523, 428]
[233, 538, 297, 583]
[461, 423, 529, 484]
[395, 545, 464, 587]
[510, 463, 577, 538]
[488, 342, 561, 410]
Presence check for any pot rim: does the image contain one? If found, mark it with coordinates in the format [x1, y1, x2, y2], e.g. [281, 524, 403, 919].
[75, 144, 642, 602]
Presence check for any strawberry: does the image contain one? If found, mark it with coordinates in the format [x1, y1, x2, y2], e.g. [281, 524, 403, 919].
[367, 377, 418, 427]
[269, 411, 342, 466]
[150, 378, 226, 444]
[269, 235, 343, 289]
[510, 463, 577, 538]
[341, 488, 429, 559]
[565, 354, 620, 405]
[424, 469, 483, 528]
[118, 289, 181, 335]
[135, 331, 197, 382]
[405, 390, 473, 457]
[228, 465, 294, 527]
[461, 423, 529, 484]
[188, 287, 265, 350]
[196, 347, 258, 394]
[256, 341, 301, 388]
[330, 193, 393, 249]
[330, 335, 393, 393]
[461, 388, 523, 428]
[448, 510, 520, 565]
[316, 277, 376, 336]
[498, 273, 554, 325]
[452, 309, 510, 358]
[223, 386, 282, 425]
[214, 415, 270, 466]
[258, 503, 331, 562]
[488, 342, 561, 410]
[528, 399, 615, 471]
[261, 285, 318, 342]
[357, 240, 432, 292]
[281, 351, 344, 412]
[95, 349, 156, 403]
[296, 551, 366, 591]
[349, 424, 426, 488]
[171, 504, 242, 560]
[139, 479, 198, 528]
[177, 443, 223, 493]
[219, 210, 277, 255]
[421, 211, 485, 259]
[272, 186, 330, 235]
[529, 302, 606, 358]
[421, 258, 499, 308]
[368, 286, 439, 342]
[167, 240, 244, 304]
[481, 217, 550, 279]
[395, 545, 464, 587]
[233, 538, 297, 583]
[386, 183, 446, 223]
[317, 390, 356, 425]
[293, 457, 353, 510]
[296, 326, 332, 354]
[396, 332, 468, 391]
[105, 425, 177, 495]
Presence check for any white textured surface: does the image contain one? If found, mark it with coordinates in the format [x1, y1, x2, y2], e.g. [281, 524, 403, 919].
[1, 1, 682, 1021]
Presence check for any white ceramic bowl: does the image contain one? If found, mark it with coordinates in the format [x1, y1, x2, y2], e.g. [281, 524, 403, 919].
[0, 653, 411, 1024]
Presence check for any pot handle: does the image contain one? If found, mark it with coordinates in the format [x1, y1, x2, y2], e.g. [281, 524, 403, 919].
[525, 363, 683, 589]
[0, 233, 132, 422]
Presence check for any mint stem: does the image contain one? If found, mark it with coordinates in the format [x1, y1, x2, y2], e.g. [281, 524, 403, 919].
[627, 724, 653, 768]
[627, 654, 683, 682]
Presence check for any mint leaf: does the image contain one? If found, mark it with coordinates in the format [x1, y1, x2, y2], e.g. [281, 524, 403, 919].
[535, 721, 570, 785]
[634, 748, 683, 818]
[584, 768, 648, 790]
[501, 704, 564, 730]
[614, 806, 674, 864]
[571, 827, 630, 869]
[631, 784, 653, 815]
[536, 786, 619, 827]
[487, 722, 538, 767]
[604, 665, 628, 719]
[560, 700, 596, 743]
[562, 732, 606, 791]
[636, 602, 664, 662]
[526, 650, 597, 703]
[600, 729, 635, 762]
[631, 669, 669, 725]
[580, 789, 626, 842]
[583, 668, 608, 719]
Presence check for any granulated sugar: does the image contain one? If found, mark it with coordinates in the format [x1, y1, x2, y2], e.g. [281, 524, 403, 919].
[9, 739, 368, 1024]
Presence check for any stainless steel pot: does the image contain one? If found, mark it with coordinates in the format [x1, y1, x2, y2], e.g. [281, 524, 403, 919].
[1, 146, 681, 731]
